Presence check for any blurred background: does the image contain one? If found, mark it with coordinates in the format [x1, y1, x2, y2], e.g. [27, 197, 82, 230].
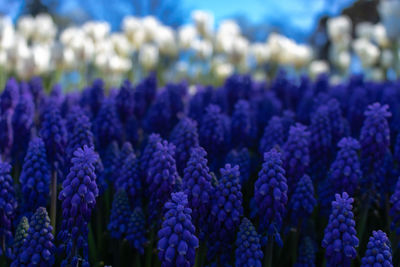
[0, 0, 396, 89]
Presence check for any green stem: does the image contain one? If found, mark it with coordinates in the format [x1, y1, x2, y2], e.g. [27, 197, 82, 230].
[357, 202, 369, 254]
[88, 223, 98, 263]
[264, 239, 274, 267]
[134, 252, 141, 267]
[145, 228, 155, 267]
[50, 170, 57, 234]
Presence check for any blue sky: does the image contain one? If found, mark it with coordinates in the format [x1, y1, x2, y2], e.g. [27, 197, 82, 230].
[0, 0, 356, 41]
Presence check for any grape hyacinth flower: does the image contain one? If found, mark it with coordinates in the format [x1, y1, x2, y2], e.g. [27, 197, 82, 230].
[360, 103, 391, 187]
[66, 109, 94, 163]
[93, 98, 123, 151]
[199, 104, 228, 160]
[113, 142, 134, 186]
[108, 190, 131, 239]
[0, 161, 17, 257]
[289, 174, 316, 224]
[86, 78, 105, 117]
[144, 90, 174, 137]
[254, 148, 288, 240]
[58, 146, 99, 266]
[390, 177, 400, 234]
[327, 137, 361, 200]
[19, 138, 51, 215]
[11, 207, 55, 267]
[322, 192, 358, 267]
[125, 116, 139, 148]
[134, 73, 157, 120]
[0, 78, 19, 113]
[225, 148, 251, 184]
[146, 140, 178, 222]
[170, 117, 199, 175]
[208, 164, 243, 259]
[259, 116, 284, 155]
[361, 230, 393, 267]
[115, 152, 141, 207]
[157, 192, 199, 267]
[295, 236, 316, 267]
[11, 217, 29, 260]
[309, 105, 332, 180]
[140, 133, 162, 179]
[116, 79, 134, 124]
[11, 93, 34, 162]
[327, 98, 346, 145]
[231, 100, 255, 148]
[126, 207, 147, 254]
[0, 110, 13, 159]
[283, 123, 310, 193]
[28, 76, 45, 108]
[182, 146, 213, 234]
[235, 218, 263, 267]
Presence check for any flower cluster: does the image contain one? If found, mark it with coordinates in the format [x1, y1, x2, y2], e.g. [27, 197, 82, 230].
[361, 230, 393, 267]
[235, 218, 263, 267]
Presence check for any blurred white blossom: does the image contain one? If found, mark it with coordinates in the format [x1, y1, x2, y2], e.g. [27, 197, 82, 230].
[139, 44, 159, 70]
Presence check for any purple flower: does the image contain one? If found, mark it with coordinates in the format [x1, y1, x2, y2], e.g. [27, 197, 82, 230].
[113, 142, 134, 185]
[260, 116, 284, 155]
[116, 79, 135, 124]
[231, 100, 256, 148]
[11, 217, 29, 260]
[235, 218, 263, 267]
[140, 134, 162, 182]
[283, 123, 310, 193]
[134, 73, 157, 120]
[254, 148, 288, 239]
[225, 148, 251, 184]
[0, 110, 13, 159]
[157, 192, 199, 267]
[182, 146, 213, 235]
[322, 192, 358, 267]
[115, 151, 141, 207]
[327, 98, 346, 144]
[146, 140, 178, 222]
[58, 146, 99, 266]
[0, 78, 19, 112]
[126, 207, 147, 254]
[224, 74, 251, 114]
[0, 161, 17, 256]
[170, 117, 199, 175]
[289, 174, 316, 223]
[108, 190, 131, 239]
[11, 207, 55, 267]
[361, 230, 393, 267]
[19, 138, 51, 215]
[295, 236, 316, 267]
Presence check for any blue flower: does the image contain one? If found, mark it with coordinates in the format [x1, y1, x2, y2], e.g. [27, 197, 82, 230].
[157, 192, 199, 267]
[0, 78, 19, 112]
[260, 116, 284, 155]
[134, 73, 157, 120]
[225, 148, 251, 184]
[289, 174, 316, 223]
[322, 192, 358, 267]
[0, 110, 13, 159]
[19, 138, 51, 215]
[11, 216, 29, 260]
[295, 236, 316, 267]
[126, 207, 147, 254]
[361, 230, 393, 267]
[116, 151, 142, 207]
[231, 100, 255, 148]
[11, 207, 56, 267]
[116, 79, 135, 124]
[108, 190, 131, 239]
[235, 218, 263, 267]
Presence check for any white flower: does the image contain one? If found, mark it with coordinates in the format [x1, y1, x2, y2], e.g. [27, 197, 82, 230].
[155, 26, 177, 57]
[369, 67, 384, 81]
[138, 44, 159, 70]
[213, 62, 233, 79]
[122, 16, 144, 47]
[0, 16, 15, 50]
[178, 25, 197, 50]
[218, 20, 240, 36]
[192, 10, 214, 38]
[32, 13, 56, 44]
[110, 33, 132, 57]
[68, 31, 95, 63]
[108, 54, 132, 74]
[356, 22, 373, 39]
[17, 15, 35, 40]
[0, 49, 7, 68]
[372, 23, 390, 48]
[327, 15, 352, 43]
[266, 33, 291, 63]
[251, 43, 270, 65]
[215, 32, 235, 53]
[62, 47, 78, 69]
[336, 51, 351, 70]
[142, 16, 160, 42]
[379, 0, 400, 39]
[32, 44, 51, 74]
[191, 39, 213, 59]
[228, 36, 249, 64]
[353, 38, 380, 67]
[309, 60, 329, 78]
[380, 49, 394, 68]
[83, 21, 110, 43]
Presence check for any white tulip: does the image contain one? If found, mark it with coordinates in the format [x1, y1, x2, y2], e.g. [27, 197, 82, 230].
[15, 47, 35, 79]
[0, 49, 7, 68]
[178, 25, 197, 50]
[139, 44, 159, 70]
[309, 60, 329, 78]
[353, 38, 380, 67]
[215, 32, 235, 53]
[122, 16, 146, 48]
[0, 16, 14, 50]
[192, 10, 214, 38]
[142, 16, 160, 42]
[228, 36, 249, 64]
[155, 26, 177, 57]
[337, 51, 351, 70]
[110, 33, 132, 57]
[108, 54, 132, 74]
[191, 39, 213, 59]
[380, 49, 394, 68]
[251, 43, 270, 65]
[266, 33, 290, 63]
[293, 45, 313, 68]
[17, 15, 35, 40]
[218, 20, 240, 36]
[327, 15, 352, 43]
[60, 27, 80, 46]
[62, 47, 77, 69]
[369, 67, 384, 81]
[83, 21, 110, 43]
[32, 44, 51, 74]
[32, 13, 56, 44]
[214, 62, 234, 80]
[356, 22, 373, 39]
[372, 23, 390, 48]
